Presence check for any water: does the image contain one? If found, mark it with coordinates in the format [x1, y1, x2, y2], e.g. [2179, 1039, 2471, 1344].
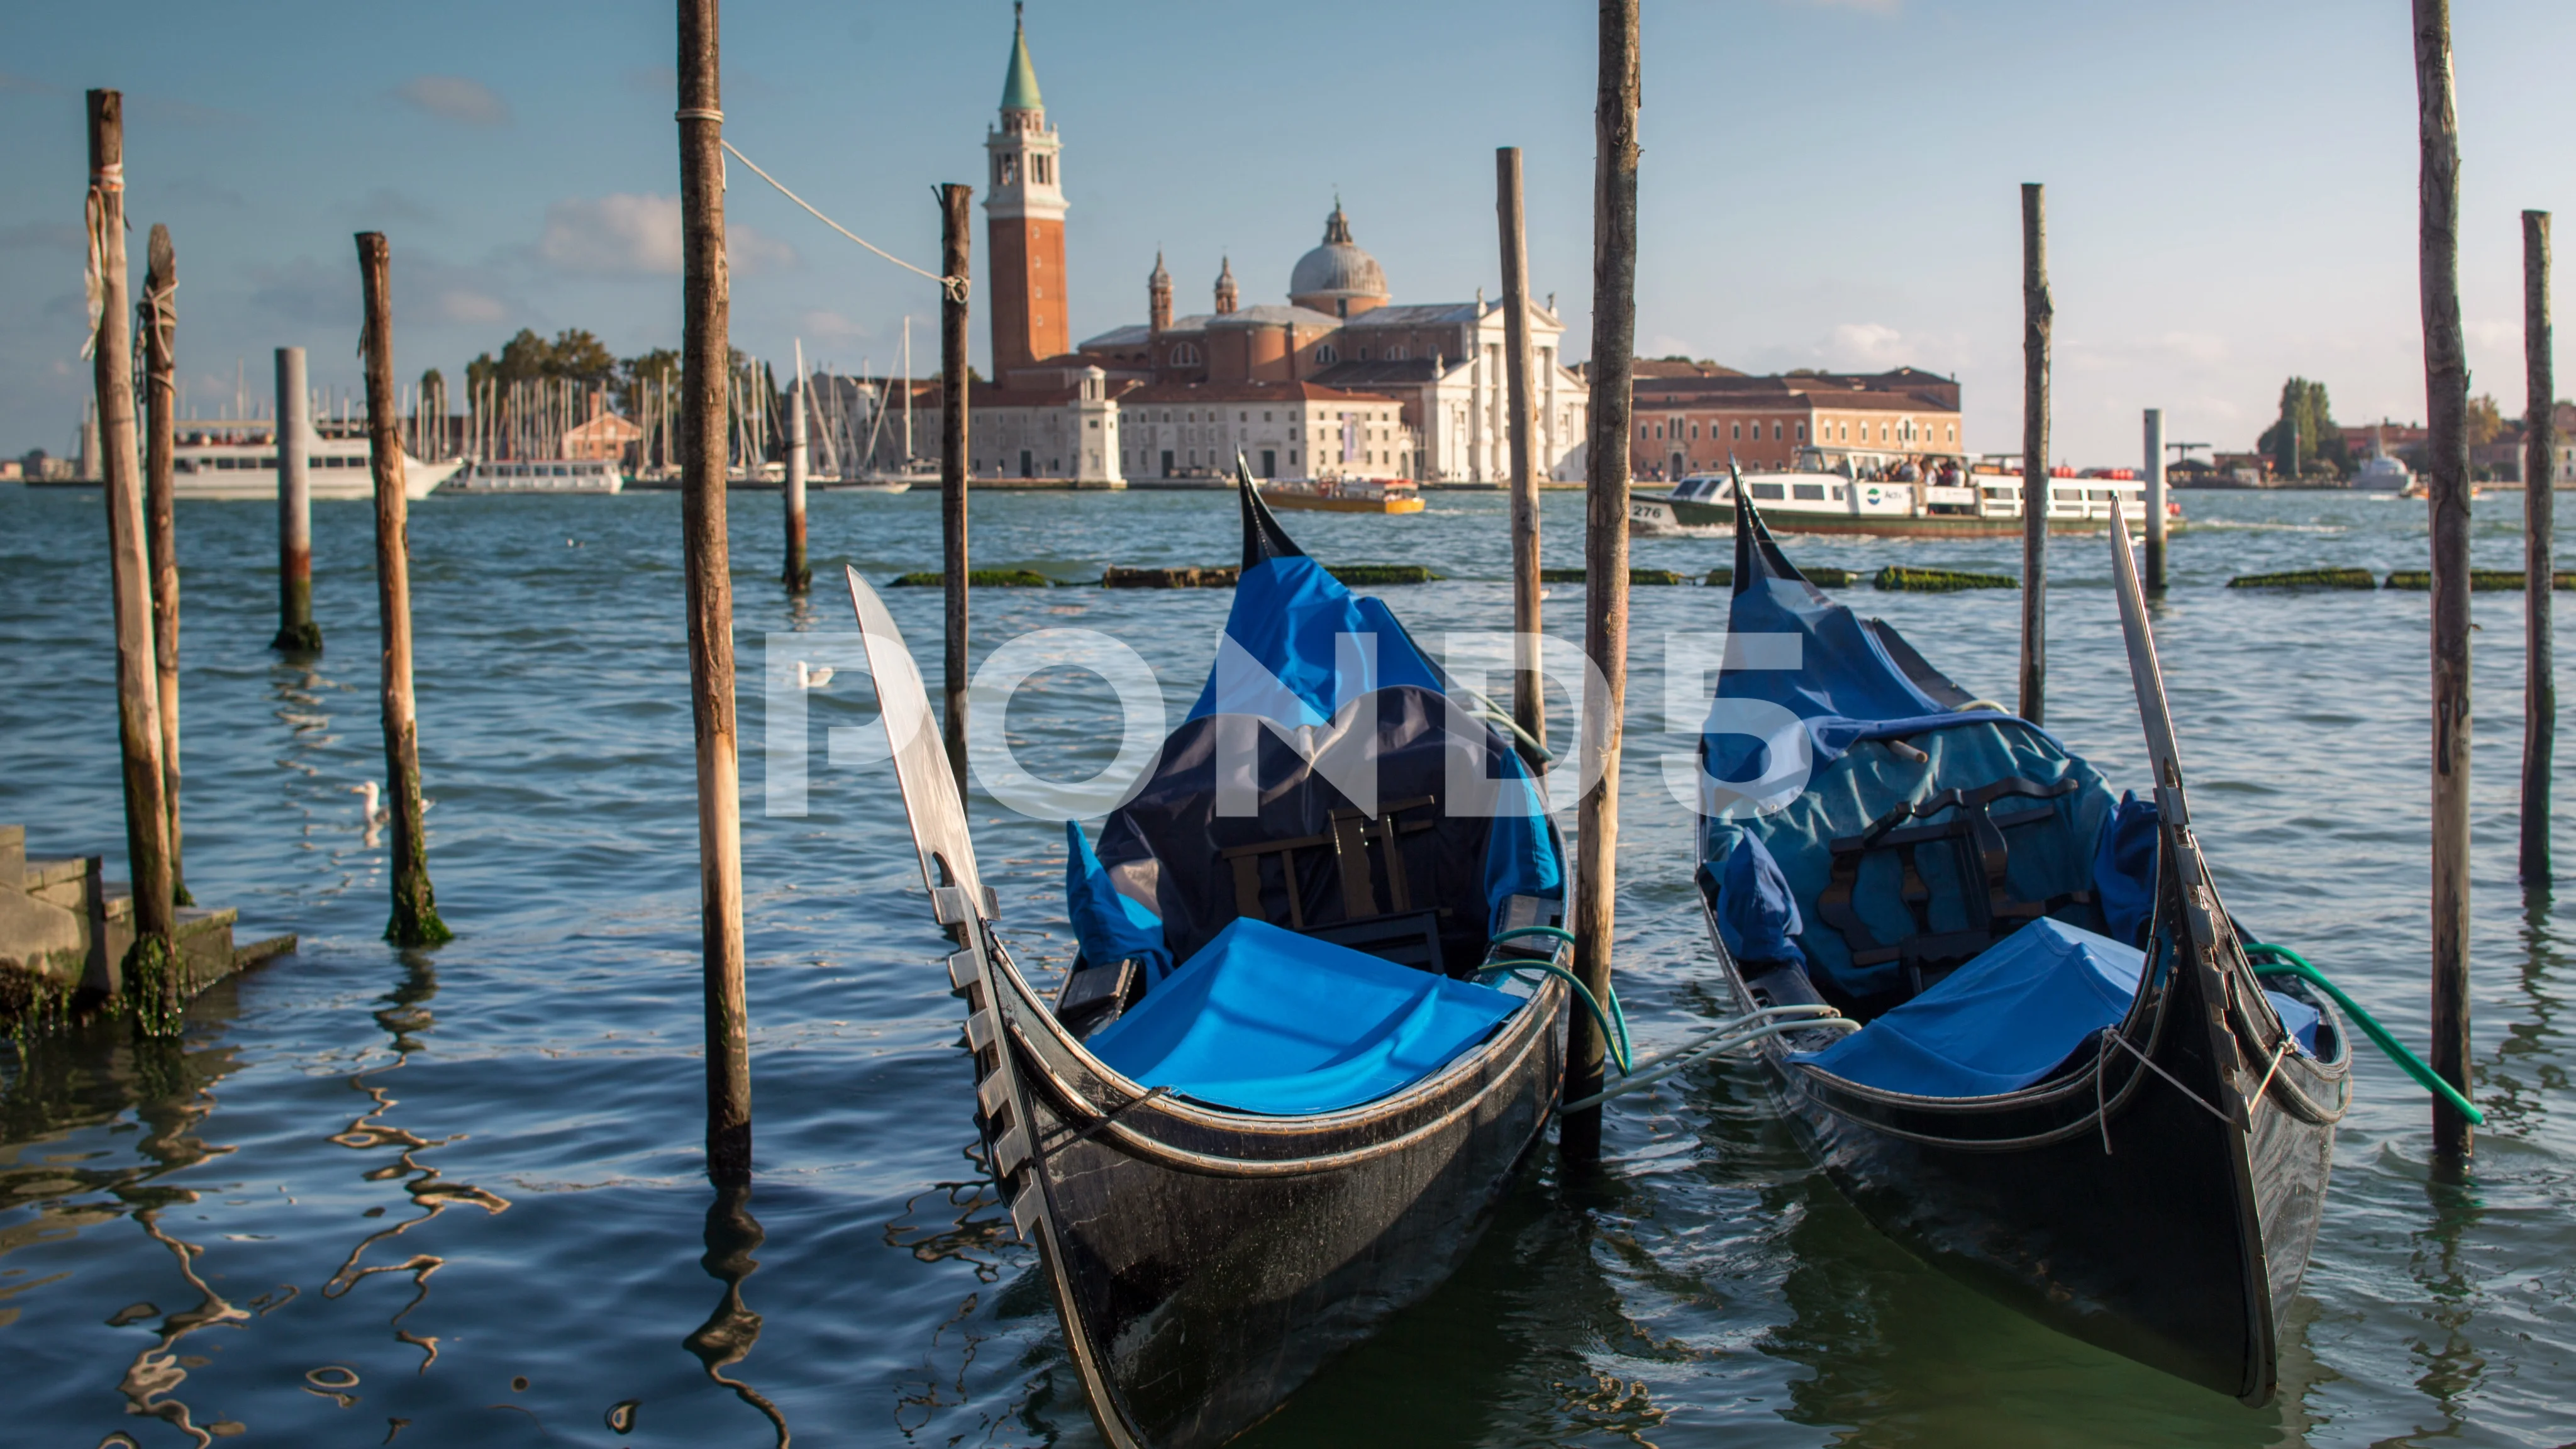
[1, 482, 2568, 1446]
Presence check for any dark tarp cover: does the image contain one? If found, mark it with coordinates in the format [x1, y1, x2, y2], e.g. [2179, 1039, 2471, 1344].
[1082, 917, 1523, 1114]
[1074, 550, 1560, 975]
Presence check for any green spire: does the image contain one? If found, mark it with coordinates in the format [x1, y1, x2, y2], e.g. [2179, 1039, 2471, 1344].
[1001, 4, 1043, 114]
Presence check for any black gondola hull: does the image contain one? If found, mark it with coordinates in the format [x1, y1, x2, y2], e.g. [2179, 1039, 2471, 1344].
[988, 951, 1563, 1448]
[1704, 900, 2346, 1404]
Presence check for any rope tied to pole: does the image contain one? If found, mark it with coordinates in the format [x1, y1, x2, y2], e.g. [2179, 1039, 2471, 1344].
[719, 139, 969, 303]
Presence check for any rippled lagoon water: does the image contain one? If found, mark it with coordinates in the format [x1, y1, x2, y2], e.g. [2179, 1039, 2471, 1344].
[1, 482, 2569, 1446]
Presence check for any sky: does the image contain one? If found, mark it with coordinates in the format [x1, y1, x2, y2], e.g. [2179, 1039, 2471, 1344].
[3, 0, 2572, 467]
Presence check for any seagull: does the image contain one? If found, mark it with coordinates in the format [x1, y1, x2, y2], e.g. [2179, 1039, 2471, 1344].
[350, 780, 389, 846]
[796, 660, 835, 689]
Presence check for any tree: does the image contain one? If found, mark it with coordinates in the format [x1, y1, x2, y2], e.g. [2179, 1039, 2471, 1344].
[547, 328, 617, 389]
[2466, 392, 2506, 448]
[2257, 377, 2348, 477]
[618, 348, 680, 416]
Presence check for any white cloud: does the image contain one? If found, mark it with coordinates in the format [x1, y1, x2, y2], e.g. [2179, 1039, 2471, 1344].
[397, 75, 510, 128]
[1826, 321, 1908, 366]
[439, 289, 507, 323]
[797, 309, 869, 342]
[728, 223, 797, 276]
[541, 195, 682, 274]
[538, 194, 796, 277]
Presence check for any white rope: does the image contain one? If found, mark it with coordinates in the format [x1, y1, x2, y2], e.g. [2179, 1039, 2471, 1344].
[719, 140, 967, 303]
[1557, 1004, 1857, 1114]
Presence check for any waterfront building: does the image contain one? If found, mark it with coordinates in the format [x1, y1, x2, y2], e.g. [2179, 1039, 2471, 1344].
[973, 11, 1584, 484]
[1626, 369, 1964, 480]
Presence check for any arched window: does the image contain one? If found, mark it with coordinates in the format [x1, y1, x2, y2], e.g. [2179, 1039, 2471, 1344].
[1169, 343, 1202, 367]
[1316, 344, 1339, 364]
[1387, 346, 1407, 360]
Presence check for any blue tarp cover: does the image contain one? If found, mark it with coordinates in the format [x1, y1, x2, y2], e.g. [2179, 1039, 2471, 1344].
[1793, 918, 2145, 1097]
[1082, 917, 1524, 1114]
[1184, 553, 1447, 725]
[1790, 918, 2323, 1097]
[1064, 821, 1173, 984]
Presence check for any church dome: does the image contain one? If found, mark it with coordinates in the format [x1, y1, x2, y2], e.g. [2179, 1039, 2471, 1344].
[1288, 203, 1389, 315]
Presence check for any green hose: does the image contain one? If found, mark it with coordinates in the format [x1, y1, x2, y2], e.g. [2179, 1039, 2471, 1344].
[2242, 941, 2485, 1126]
[1476, 940, 1631, 1076]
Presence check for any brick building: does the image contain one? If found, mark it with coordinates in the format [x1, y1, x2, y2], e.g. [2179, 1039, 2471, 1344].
[1627, 369, 1964, 480]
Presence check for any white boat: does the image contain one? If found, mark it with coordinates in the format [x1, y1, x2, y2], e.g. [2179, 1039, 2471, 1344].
[829, 471, 921, 494]
[174, 425, 456, 501]
[2351, 453, 2413, 492]
[1629, 450, 2151, 538]
[440, 458, 625, 495]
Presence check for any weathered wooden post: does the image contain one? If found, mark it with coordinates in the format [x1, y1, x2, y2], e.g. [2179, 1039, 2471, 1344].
[1564, 0, 1640, 1167]
[272, 347, 322, 652]
[2413, 0, 2474, 1163]
[1497, 145, 1546, 765]
[87, 91, 181, 1030]
[2523, 209, 2555, 885]
[2142, 407, 2168, 592]
[2019, 182, 2051, 724]
[679, 0, 752, 1189]
[142, 222, 187, 904]
[939, 182, 973, 790]
[784, 340, 810, 592]
[355, 233, 451, 949]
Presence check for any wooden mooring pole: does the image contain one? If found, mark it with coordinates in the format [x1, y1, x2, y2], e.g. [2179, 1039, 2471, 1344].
[356, 233, 450, 949]
[784, 340, 810, 592]
[679, 0, 752, 1189]
[1564, 0, 1640, 1167]
[2019, 182, 2051, 724]
[272, 346, 321, 652]
[1497, 145, 1546, 766]
[2143, 407, 2168, 592]
[2523, 209, 2555, 885]
[88, 89, 181, 1030]
[2412, 0, 2474, 1163]
[939, 182, 973, 791]
[142, 222, 187, 905]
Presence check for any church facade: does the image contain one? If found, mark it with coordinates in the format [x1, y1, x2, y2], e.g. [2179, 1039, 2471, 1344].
[960, 11, 1587, 486]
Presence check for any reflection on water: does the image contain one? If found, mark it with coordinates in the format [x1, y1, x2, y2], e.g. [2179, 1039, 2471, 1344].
[109, 1041, 250, 1446]
[685, 1187, 790, 1447]
[323, 952, 508, 1375]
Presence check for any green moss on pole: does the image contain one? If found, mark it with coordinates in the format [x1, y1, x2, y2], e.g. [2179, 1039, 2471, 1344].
[123, 933, 184, 1038]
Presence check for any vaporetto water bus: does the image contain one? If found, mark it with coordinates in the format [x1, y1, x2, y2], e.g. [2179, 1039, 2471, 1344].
[1631, 450, 2165, 538]
[438, 458, 625, 495]
[172, 425, 458, 502]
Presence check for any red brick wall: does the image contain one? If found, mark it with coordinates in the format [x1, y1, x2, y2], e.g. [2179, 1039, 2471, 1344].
[988, 216, 1069, 375]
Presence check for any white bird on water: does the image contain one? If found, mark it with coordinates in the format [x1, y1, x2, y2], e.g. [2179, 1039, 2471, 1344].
[796, 660, 835, 689]
[351, 780, 389, 846]
[351, 781, 433, 845]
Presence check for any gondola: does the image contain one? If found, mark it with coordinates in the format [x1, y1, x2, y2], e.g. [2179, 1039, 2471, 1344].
[1689, 486, 2351, 1403]
[844, 469, 1573, 1447]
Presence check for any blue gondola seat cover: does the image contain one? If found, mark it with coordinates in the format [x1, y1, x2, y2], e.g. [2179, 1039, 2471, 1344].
[1082, 918, 1523, 1114]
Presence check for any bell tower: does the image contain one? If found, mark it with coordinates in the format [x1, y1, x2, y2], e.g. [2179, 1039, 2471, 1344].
[984, 4, 1067, 380]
